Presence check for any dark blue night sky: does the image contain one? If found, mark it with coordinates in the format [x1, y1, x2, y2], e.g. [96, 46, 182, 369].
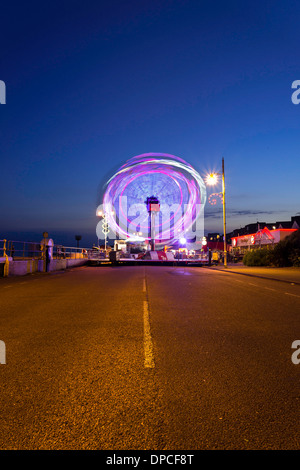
[1, 0, 300, 247]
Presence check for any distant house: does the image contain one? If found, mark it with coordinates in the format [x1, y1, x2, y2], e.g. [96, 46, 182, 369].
[231, 226, 297, 254]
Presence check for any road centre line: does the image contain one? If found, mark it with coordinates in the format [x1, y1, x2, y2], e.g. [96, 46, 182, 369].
[142, 271, 155, 368]
[284, 292, 300, 298]
[143, 300, 155, 368]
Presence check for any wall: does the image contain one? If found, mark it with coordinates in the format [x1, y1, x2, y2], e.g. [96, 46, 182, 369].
[0, 258, 88, 277]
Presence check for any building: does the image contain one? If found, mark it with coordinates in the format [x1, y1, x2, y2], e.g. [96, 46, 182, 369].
[231, 227, 297, 255]
[229, 215, 299, 238]
[229, 215, 299, 255]
[206, 215, 299, 257]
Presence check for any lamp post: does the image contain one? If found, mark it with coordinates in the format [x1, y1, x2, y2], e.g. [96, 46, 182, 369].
[102, 215, 109, 252]
[97, 209, 103, 247]
[97, 209, 114, 255]
[206, 157, 227, 268]
[75, 235, 82, 248]
[221, 158, 227, 268]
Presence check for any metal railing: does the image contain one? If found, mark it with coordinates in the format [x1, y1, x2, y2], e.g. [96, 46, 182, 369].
[52, 245, 108, 260]
[0, 239, 42, 259]
[0, 239, 99, 261]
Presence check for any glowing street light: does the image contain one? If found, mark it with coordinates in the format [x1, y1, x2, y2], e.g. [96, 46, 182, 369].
[206, 158, 227, 268]
[205, 173, 219, 186]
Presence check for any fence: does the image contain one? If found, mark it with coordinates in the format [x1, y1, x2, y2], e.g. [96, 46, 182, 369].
[0, 239, 41, 259]
[0, 239, 101, 261]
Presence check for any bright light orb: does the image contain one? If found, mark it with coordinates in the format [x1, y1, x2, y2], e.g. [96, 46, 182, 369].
[206, 173, 219, 185]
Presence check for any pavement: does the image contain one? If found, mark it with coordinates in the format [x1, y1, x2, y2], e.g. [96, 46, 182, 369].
[203, 262, 300, 285]
[0, 264, 299, 451]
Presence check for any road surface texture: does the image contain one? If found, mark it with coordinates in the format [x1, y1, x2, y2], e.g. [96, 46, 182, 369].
[0, 265, 299, 450]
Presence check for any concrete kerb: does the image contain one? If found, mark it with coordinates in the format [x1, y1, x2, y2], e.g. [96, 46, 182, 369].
[202, 265, 300, 286]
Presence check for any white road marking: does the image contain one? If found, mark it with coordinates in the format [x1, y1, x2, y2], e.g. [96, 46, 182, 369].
[143, 300, 155, 368]
[143, 278, 146, 293]
[210, 271, 300, 296]
[3, 285, 12, 288]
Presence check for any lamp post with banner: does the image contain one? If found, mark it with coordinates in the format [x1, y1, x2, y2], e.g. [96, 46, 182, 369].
[102, 215, 109, 252]
[205, 157, 227, 268]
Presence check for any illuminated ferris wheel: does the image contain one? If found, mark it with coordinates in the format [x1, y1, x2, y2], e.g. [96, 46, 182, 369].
[102, 153, 206, 245]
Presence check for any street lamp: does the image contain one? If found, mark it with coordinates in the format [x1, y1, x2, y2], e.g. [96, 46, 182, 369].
[97, 209, 115, 253]
[206, 157, 227, 268]
[96, 210, 103, 246]
[205, 173, 219, 186]
[75, 235, 82, 248]
[102, 215, 109, 252]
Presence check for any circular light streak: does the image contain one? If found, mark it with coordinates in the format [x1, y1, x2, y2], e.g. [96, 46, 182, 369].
[102, 153, 206, 243]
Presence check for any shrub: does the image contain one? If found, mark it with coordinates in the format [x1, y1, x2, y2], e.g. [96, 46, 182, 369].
[289, 248, 300, 267]
[243, 248, 273, 266]
[272, 229, 300, 267]
[272, 240, 292, 267]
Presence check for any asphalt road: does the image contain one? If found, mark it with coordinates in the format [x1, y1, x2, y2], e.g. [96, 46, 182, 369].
[0, 265, 299, 450]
